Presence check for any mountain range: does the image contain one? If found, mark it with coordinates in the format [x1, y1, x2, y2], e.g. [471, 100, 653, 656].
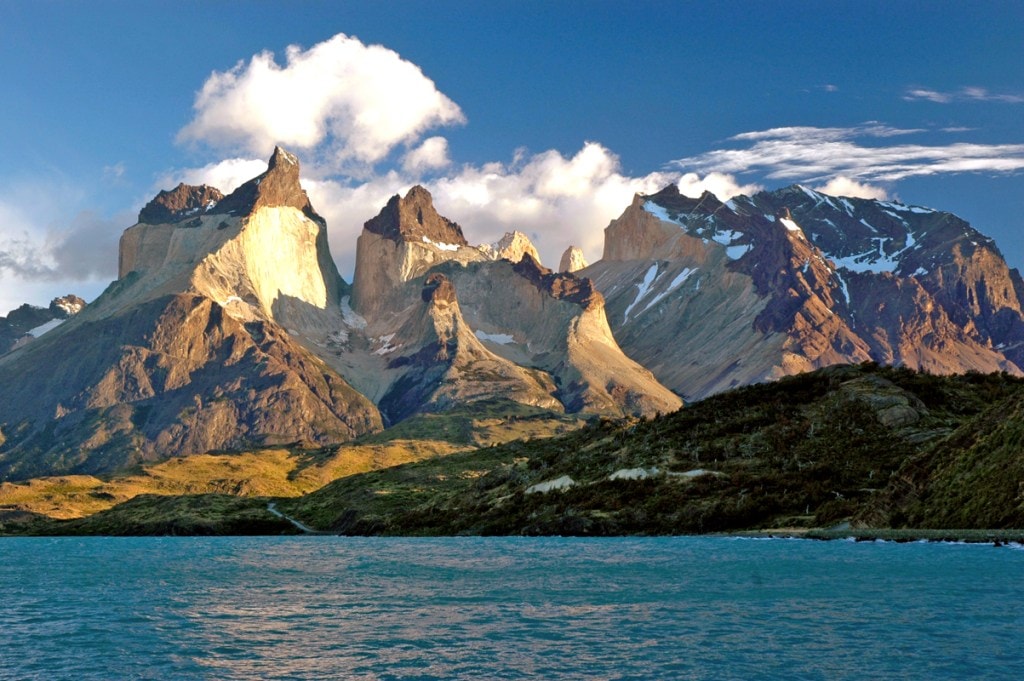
[2, 147, 1023, 490]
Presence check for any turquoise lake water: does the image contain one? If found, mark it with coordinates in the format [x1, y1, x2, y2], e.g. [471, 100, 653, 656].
[0, 536, 1020, 680]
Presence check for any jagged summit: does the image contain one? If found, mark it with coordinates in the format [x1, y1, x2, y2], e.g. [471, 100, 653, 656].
[484, 231, 541, 265]
[212, 146, 322, 222]
[0, 147, 381, 479]
[559, 246, 588, 273]
[364, 185, 469, 246]
[643, 184, 722, 217]
[138, 183, 224, 225]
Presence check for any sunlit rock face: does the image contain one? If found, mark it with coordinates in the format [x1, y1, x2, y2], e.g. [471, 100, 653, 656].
[587, 183, 1024, 400]
[558, 246, 588, 273]
[117, 146, 345, 338]
[0, 148, 382, 480]
[481, 231, 542, 267]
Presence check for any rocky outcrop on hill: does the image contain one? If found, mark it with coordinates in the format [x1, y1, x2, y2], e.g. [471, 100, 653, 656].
[586, 183, 1024, 399]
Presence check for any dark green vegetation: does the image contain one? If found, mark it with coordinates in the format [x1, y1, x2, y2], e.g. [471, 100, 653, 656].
[278, 363, 1024, 536]
[35, 495, 294, 536]
[5, 364, 1024, 536]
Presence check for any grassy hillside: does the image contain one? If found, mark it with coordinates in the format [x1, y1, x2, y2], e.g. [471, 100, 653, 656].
[0, 400, 582, 534]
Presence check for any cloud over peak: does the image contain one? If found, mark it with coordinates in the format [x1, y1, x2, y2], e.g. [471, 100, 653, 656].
[177, 34, 465, 166]
[672, 124, 1024, 185]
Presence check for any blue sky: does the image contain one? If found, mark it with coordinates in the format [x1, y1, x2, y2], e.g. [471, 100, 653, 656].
[2, 1, 1023, 315]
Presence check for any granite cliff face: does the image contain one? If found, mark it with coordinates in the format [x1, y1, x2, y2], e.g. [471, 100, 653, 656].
[0, 148, 381, 480]
[340, 186, 682, 420]
[586, 183, 1024, 399]
[377, 273, 562, 422]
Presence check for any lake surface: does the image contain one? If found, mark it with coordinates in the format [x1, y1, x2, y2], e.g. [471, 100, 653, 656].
[1, 536, 1020, 680]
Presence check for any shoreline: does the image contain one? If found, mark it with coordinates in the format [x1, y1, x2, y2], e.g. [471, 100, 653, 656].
[4, 521, 1024, 543]
[727, 527, 1024, 545]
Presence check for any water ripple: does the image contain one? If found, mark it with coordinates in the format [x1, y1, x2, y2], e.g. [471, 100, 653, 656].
[0, 536, 1020, 680]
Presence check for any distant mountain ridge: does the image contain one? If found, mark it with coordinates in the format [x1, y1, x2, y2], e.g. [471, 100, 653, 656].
[586, 183, 1024, 399]
[0, 295, 85, 356]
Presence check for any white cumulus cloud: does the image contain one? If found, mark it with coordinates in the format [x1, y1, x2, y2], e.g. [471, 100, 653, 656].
[177, 33, 465, 166]
[677, 172, 762, 201]
[813, 176, 889, 200]
[402, 136, 452, 174]
[428, 142, 675, 267]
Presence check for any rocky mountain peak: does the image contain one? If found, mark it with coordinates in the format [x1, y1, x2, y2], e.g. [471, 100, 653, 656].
[364, 185, 469, 246]
[487, 231, 541, 265]
[138, 183, 225, 225]
[268, 145, 300, 172]
[211, 146, 322, 222]
[559, 246, 589, 273]
[645, 184, 723, 216]
[49, 295, 86, 318]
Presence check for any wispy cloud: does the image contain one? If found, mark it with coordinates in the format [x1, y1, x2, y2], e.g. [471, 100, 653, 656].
[672, 124, 1024, 184]
[177, 33, 465, 169]
[904, 86, 1024, 104]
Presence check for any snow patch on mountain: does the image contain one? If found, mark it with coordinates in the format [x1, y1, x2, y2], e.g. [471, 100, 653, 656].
[421, 235, 461, 252]
[828, 233, 919, 274]
[779, 217, 802, 233]
[474, 330, 516, 345]
[27, 319, 63, 338]
[623, 264, 661, 322]
[880, 201, 936, 215]
[640, 268, 697, 314]
[373, 333, 397, 355]
[341, 296, 367, 329]
[726, 244, 752, 260]
[710, 230, 742, 246]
